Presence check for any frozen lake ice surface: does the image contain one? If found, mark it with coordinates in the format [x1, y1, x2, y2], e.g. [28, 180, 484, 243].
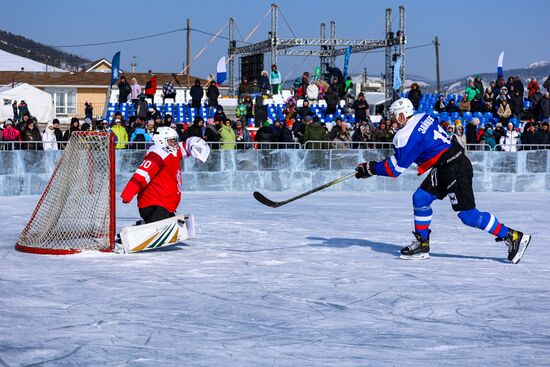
[1, 192, 549, 366]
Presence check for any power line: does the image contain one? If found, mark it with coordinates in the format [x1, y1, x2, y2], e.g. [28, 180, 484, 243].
[52, 28, 186, 48]
[278, 7, 297, 39]
[234, 23, 247, 44]
[360, 43, 433, 54]
[190, 28, 232, 42]
[52, 27, 243, 48]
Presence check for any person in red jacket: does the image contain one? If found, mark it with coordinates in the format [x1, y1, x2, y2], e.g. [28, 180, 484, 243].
[144, 72, 158, 102]
[527, 77, 539, 98]
[1, 119, 21, 149]
[121, 127, 210, 223]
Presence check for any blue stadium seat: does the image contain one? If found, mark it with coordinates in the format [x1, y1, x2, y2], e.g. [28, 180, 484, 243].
[462, 111, 472, 121]
[483, 112, 493, 120]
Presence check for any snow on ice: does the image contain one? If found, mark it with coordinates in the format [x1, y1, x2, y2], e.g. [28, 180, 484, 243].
[1, 192, 549, 366]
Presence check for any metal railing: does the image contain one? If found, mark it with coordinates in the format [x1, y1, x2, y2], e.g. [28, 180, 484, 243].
[0, 141, 62, 150]
[232, 141, 302, 150]
[1, 140, 549, 152]
[464, 143, 493, 151]
[124, 141, 302, 150]
[303, 141, 395, 150]
[495, 144, 550, 152]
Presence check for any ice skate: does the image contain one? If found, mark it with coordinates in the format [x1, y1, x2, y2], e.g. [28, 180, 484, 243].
[400, 231, 430, 260]
[498, 229, 531, 264]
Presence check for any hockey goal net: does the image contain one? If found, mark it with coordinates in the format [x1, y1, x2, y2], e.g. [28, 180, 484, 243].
[16, 132, 116, 254]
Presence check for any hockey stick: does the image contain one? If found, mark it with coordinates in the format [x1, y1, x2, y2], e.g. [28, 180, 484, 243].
[253, 172, 357, 208]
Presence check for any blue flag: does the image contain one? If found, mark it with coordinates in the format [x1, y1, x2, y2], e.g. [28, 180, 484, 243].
[393, 57, 402, 90]
[343, 46, 352, 80]
[110, 52, 121, 85]
[497, 51, 504, 77]
[216, 56, 227, 84]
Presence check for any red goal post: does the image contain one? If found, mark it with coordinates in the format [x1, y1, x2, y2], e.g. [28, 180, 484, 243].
[15, 132, 116, 254]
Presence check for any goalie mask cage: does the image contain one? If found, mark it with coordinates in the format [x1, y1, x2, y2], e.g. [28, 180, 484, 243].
[16, 132, 116, 254]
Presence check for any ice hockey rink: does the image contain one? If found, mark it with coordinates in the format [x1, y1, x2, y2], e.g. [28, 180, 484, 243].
[1, 191, 549, 366]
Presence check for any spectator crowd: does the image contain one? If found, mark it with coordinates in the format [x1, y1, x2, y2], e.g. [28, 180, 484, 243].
[422, 74, 550, 151]
[1, 67, 549, 152]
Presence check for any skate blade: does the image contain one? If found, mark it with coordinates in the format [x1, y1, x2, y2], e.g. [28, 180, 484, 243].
[400, 253, 430, 260]
[511, 234, 531, 264]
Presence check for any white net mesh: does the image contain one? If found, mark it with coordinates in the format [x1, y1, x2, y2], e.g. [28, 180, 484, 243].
[17, 132, 115, 253]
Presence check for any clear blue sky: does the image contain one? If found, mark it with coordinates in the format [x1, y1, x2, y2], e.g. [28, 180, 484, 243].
[4, 0, 549, 81]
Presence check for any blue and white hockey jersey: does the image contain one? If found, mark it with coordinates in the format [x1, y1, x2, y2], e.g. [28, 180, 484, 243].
[374, 113, 452, 177]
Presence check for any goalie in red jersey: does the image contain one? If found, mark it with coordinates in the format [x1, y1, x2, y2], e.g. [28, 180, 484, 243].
[121, 127, 210, 224]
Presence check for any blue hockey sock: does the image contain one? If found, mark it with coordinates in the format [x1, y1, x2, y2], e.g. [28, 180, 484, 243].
[412, 188, 437, 239]
[458, 209, 509, 238]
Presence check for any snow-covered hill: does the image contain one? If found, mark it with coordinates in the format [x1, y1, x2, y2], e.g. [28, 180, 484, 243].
[440, 60, 550, 94]
[526, 60, 550, 69]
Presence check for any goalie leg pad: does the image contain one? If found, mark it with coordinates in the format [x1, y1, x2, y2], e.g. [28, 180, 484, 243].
[117, 214, 193, 254]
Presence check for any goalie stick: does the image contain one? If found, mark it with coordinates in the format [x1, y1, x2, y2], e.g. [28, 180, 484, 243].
[253, 172, 357, 208]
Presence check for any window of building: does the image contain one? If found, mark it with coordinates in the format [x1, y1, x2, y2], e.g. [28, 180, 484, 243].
[45, 88, 77, 116]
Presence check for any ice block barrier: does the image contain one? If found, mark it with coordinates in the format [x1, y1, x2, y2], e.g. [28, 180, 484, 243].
[0, 149, 549, 195]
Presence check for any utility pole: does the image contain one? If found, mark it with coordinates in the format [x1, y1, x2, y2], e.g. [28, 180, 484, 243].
[131, 56, 137, 73]
[186, 18, 191, 86]
[434, 36, 440, 94]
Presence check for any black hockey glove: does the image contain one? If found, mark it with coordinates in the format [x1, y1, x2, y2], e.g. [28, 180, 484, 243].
[355, 161, 377, 179]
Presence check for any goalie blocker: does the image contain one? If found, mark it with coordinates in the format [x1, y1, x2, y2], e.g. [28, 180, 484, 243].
[116, 214, 196, 254]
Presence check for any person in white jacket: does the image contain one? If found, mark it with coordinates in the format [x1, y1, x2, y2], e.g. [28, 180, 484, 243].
[42, 121, 58, 151]
[306, 82, 319, 102]
[499, 122, 519, 152]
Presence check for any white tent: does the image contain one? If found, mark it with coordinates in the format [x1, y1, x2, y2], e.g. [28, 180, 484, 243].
[0, 83, 55, 123]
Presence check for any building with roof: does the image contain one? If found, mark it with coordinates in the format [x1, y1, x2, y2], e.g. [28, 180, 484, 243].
[0, 60, 207, 121]
[85, 58, 113, 73]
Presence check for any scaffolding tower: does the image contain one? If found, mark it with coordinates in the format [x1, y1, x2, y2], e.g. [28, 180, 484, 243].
[228, 3, 406, 111]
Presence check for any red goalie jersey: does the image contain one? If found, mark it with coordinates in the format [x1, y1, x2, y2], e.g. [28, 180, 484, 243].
[121, 141, 191, 213]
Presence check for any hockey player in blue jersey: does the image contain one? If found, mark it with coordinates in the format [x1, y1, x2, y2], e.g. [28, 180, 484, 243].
[355, 98, 531, 263]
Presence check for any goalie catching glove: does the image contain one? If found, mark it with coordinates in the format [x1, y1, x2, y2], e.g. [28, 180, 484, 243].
[355, 161, 377, 179]
[185, 136, 210, 163]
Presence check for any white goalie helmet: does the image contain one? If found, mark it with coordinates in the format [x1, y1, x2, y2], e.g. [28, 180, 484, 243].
[186, 136, 210, 163]
[153, 126, 179, 154]
[388, 98, 414, 120]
